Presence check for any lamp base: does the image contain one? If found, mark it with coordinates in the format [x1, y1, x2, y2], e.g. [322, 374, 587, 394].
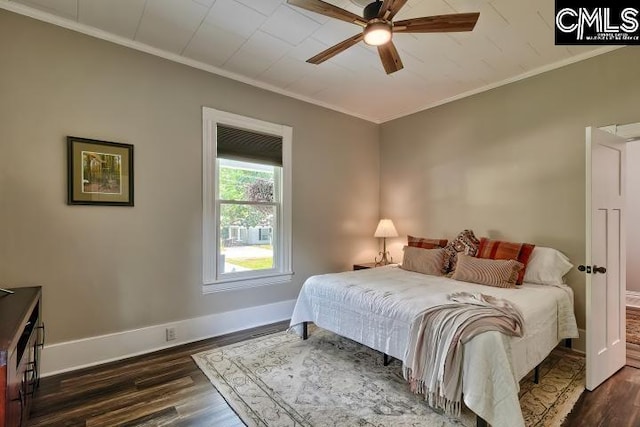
[375, 251, 393, 266]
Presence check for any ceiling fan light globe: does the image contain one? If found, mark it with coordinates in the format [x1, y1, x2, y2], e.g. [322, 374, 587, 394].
[364, 22, 392, 46]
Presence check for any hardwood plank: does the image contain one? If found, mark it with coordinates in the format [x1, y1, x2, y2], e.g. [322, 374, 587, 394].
[29, 379, 139, 418]
[118, 406, 179, 427]
[562, 366, 640, 426]
[85, 378, 204, 427]
[30, 377, 194, 427]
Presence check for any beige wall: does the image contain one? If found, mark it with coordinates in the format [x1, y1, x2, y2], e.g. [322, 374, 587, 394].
[0, 10, 380, 344]
[380, 48, 640, 328]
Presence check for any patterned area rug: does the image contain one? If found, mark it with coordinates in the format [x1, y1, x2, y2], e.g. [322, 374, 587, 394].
[628, 308, 640, 346]
[193, 329, 584, 427]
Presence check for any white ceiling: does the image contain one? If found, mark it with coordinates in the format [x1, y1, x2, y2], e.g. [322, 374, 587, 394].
[1, 0, 617, 123]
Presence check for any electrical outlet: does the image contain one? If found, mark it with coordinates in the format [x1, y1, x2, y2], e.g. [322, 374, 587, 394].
[166, 327, 176, 341]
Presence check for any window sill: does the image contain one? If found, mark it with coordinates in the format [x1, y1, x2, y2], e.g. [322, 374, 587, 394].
[202, 271, 293, 294]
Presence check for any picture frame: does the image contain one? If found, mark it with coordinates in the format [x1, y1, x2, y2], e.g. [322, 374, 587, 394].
[67, 136, 134, 206]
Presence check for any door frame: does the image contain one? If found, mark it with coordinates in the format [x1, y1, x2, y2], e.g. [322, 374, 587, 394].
[588, 121, 640, 374]
[600, 123, 640, 141]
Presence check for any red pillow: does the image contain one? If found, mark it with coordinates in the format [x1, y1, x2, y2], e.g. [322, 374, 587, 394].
[408, 235, 448, 250]
[476, 238, 535, 285]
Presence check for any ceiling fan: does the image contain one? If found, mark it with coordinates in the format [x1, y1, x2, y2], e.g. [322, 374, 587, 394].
[287, 0, 480, 74]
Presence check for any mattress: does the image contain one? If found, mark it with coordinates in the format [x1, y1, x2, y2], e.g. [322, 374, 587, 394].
[290, 265, 579, 427]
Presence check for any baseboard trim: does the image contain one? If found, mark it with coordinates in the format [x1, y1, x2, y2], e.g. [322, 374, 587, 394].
[41, 299, 296, 377]
[627, 291, 640, 308]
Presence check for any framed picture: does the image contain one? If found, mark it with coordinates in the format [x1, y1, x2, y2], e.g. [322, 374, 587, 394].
[67, 136, 134, 206]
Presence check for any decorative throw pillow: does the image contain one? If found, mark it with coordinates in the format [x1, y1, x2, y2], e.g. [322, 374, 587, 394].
[408, 235, 448, 249]
[523, 247, 573, 285]
[476, 238, 535, 286]
[452, 254, 523, 288]
[442, 229, 480, 273]
[401, 246, 445, 276]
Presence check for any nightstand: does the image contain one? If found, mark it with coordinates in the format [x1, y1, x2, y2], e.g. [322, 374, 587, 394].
[353, 262, 390, 270]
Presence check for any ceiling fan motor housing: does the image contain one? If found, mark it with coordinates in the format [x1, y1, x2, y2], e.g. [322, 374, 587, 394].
[363, 1, 383, 21]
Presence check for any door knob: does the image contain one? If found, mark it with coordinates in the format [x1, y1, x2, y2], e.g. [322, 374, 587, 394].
[593, 265, 607, 274]
[578, 265, 606, 274]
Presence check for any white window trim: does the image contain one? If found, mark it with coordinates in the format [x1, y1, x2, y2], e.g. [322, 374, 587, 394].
[202, 107, 293, 293]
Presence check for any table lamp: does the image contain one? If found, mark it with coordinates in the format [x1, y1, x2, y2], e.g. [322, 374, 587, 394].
[374, 219, 398, 265]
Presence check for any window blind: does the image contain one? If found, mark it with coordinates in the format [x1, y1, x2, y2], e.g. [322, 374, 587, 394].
[217, 125, 283, 166]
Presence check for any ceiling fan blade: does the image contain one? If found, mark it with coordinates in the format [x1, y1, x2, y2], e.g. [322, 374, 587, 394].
[307, 33, 364, 65]
[377, 41, 403, 74]
[394, 12, 480, 33]
[287, 0, 367, 26]
[377, 0, 393, 18]
[386, 0, 408, 19]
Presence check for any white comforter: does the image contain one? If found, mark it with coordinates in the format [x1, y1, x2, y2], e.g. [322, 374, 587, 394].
[290, 265, 579, 427]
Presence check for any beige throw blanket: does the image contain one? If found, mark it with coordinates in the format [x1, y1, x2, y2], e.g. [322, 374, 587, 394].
[403, 292, 524, 416]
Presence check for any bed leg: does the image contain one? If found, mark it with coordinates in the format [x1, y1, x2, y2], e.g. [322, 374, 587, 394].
[302, 322, 308, 340]
[534, 365, 540, 384]
[383, 354, 391, 366]
[476, 416, 488, 427]
[565, 338, 572, 348]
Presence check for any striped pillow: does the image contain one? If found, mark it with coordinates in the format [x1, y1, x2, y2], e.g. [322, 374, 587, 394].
[452, 254, 523, 288]
[408, 235, 448, 250]
[477, 238, 535, 285]
[401, 246, 445, 276]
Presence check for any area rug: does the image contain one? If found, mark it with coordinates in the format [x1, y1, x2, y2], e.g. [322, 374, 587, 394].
[627, 307, 640, 346]
[193, 329, 585, 427]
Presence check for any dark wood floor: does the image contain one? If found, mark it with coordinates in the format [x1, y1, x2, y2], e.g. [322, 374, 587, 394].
[28, 321, 640, 427]
[562, 365, 640, 427]
[28, 321, 289, 427]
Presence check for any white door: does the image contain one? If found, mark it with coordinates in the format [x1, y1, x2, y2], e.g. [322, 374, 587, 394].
[585, 126, 627, 390]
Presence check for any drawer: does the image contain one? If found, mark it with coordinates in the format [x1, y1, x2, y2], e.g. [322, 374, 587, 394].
[6, 377, 24, 427]
[0, 287, 42, 427]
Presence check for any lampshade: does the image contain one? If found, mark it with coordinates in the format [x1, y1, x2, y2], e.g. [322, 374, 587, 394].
[363, 21, 392, 46]
[374, 219, 398, 238]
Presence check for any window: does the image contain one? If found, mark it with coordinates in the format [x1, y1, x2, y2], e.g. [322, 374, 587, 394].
[202, 108, 292, 292]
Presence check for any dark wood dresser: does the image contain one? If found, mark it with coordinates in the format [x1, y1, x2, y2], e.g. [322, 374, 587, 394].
[0, 287, 43, 427]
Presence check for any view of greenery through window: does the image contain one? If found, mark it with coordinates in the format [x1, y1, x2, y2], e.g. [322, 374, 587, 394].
[218, 159, 276, 273]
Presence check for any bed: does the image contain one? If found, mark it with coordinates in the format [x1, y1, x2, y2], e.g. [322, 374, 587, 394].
[289, 264, 579, 427]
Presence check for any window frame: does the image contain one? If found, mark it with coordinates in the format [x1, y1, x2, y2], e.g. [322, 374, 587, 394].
[202, 107, 292, 293]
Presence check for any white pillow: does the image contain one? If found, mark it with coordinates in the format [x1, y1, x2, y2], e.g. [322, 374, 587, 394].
[523, 247, 573, 285]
